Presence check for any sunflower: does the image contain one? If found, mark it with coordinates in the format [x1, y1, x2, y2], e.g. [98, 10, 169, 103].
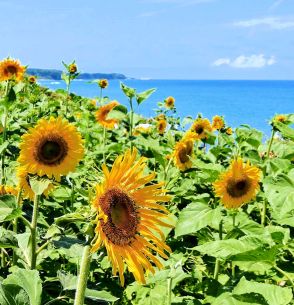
[18, 117, 84, 181]
[95, 101, 120, 129]
[0, 58, 26, 82]
[213, 158, 261, 209]
[273, 114, 287, 124]
[226, 127, 233, 135]
[173, 138, 194, 171]
[157, 119, 167, 135]
[212, 115, 224, 130]
[155, 114, 166, 121]
[191, 118, 212, 140]
[89, 99, 97, 107]
[98, 79, 108, 89]
[17, 167, 54, 200]
[91, 148, 172, 285]
[0, 185, 18, 196]
[69, 63, 77, 74]
[28, 75, 37, 84]
[164, 96, 175, 109]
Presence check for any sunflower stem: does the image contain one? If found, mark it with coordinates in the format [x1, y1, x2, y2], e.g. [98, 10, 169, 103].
[213, 259, 221, 281]
[30, 194, 40, 270]
[13, 188, 23, 265]
[167, 277, 172, 305]
[266, 129, 275, 160]
[164, 156, 173, 182]
[65, 77, 71, 116]
[1, 105, 8, 184]
[261, 200, 267, 226]
[273, 265, 294, 287]
[232, 210, 237, 227]
[74, 245, 92, 305]
[99, 87, 103, 105]
[103, 126, 106, 164]
[214, 220, 223, 281]
[129, 97, 134, 149]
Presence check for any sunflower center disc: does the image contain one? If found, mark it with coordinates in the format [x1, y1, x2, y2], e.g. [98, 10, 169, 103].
[195, 126, 203, 134]
[35, 136, 68, 166]
[179, 143, 192, 163]
[5, 65, 17, 75]
[100, 188, 138, 246]
[226, 178, 250, 198]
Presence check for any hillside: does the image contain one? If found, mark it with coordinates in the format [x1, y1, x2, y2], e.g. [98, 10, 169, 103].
[27, 68, 127, 80]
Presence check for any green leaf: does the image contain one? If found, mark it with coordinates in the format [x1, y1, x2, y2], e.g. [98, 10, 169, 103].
[85, 289, 119, 302]
[233, 277, 293, 305]
[0, 195, 19, 222]
[0, 228, 18, 248]
[175, 201, 222, 237]
[275, 122, 294, 140]
[58, 271, 77, 290]
[29, 176, 51, 195]
[194, 236, 267, 259]
[16, 233, 31, 266]
[0, 284, 30, 305]
[208, 292, 262, 305]
[136, 88, 156, 105]
[57, 271, 118, 302]
[263, 173, 294, 226]
[230, 246, 279, 263]
[120, 82, 136, 99]
[7, 87, 17, 102]
[2, 268, 42, 305]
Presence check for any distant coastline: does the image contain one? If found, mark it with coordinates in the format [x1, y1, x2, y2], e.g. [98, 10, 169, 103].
[27, 68, 127, 80]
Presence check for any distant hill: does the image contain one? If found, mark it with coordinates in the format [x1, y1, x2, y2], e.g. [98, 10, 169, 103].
[27, 68, 127, 80]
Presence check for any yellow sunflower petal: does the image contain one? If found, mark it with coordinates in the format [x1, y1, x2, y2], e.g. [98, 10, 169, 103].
[91, 148, 172, 285]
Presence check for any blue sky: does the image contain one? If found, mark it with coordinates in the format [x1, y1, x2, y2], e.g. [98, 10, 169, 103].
[0, 0, 293, 79]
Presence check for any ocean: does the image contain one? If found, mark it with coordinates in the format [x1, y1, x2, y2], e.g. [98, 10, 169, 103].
[39, 79, 294, 137]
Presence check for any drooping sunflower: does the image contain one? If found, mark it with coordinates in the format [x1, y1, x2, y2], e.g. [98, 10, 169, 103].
[0, 58, 26, 82]
[28, 75, 37, 84]
[191, 118, 212, 140]
[18, 117, 84, 181]
[173, 138, 194, 171]
[157, 119, 167, 135]
[69, 63, 77, 74]
[213, 158, 261, 209]
[17, 167, 54, 200]
[155, 114, 166, 121]
[98, 79, 108, 89]
[95, 100, 120, 129]
[164, 96, 175, 109]
[91, 148, 172, 285]
[212, 115, 224, 130]
[226, 127, 233, 135]
[0, 185, 18, 196]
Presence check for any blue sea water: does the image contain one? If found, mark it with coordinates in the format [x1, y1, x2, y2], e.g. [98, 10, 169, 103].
[40, 79, 294, 137]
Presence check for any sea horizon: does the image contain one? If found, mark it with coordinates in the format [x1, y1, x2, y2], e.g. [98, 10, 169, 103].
[40, 79, 294, 137]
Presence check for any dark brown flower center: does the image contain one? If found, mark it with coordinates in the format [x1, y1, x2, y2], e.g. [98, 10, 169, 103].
[178, 142, 193, 163]
[195, 126, 204, 135]
[34, 136, 68, 166]
[100, 188, 139, 246]
[226, 178, 251, 198]
[5, 65, 17, 76]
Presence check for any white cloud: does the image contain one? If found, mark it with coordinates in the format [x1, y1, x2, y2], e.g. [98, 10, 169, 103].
[233, 17, 294, 29]
[212, 54, 276, 69]
[269, 0, 284, 10]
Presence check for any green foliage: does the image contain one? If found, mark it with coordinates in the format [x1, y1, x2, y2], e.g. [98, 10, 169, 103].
[0, 75, 293, 305]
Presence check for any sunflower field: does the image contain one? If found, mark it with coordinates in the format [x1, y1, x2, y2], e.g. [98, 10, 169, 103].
[0, 58, 293, 305]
